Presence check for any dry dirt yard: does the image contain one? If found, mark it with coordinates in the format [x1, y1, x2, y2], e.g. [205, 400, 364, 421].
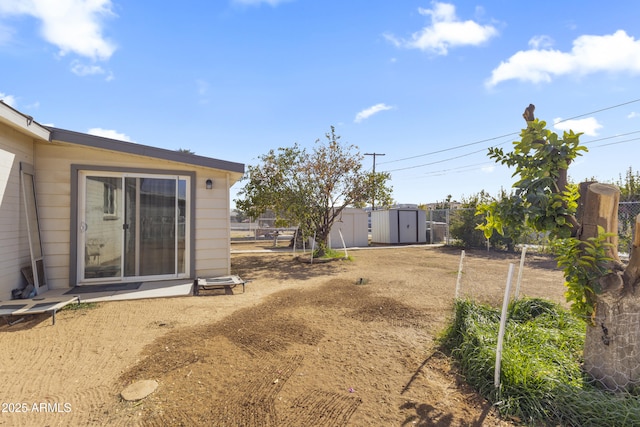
[0, 245, 567, 426]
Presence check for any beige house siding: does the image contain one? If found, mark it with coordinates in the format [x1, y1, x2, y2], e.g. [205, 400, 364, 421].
[0, 126, 35, 299]
[194, 180, 231, 278]
[35, 140, 234, 289]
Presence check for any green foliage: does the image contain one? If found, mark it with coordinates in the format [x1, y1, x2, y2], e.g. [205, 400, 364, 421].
[476, 116, 616, 319]
[176, 148, 196, 154]
[474, 189, 533, 251]
[312, 247, 353, 261]
[61, 302, 98, 311]
[450, 190, 533, 251]
[353, 170, 394, 210]
[482, 119, 586, 240]
[435, 194, 453, 210]
[615, 166, 640, 201]
[235, 126, 392, 255]
[552, 226, 614, 322]
[440, 298, 640, 426]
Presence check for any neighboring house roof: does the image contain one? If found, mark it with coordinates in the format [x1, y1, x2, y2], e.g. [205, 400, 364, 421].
[49, 127, 244, 175]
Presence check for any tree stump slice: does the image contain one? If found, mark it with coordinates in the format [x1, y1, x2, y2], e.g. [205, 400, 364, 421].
[580, 183, 620, 262]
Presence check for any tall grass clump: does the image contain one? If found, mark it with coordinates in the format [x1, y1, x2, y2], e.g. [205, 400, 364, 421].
[439, 298, 640, 426]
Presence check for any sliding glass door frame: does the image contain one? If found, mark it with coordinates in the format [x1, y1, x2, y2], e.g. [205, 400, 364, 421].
[70, 166, 195, 285]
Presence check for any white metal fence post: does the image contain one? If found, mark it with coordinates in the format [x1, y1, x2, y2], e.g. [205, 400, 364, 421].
[455, 250, 465, 299]
[514, 246, 527, 299]
[495, 263, 515, 390]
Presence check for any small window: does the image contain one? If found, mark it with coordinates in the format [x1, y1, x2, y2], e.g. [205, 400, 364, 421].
[103, 182, 119, 219]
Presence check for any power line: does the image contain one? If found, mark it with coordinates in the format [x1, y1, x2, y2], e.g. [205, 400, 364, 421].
[591, 136, 640, 148]
[391, 132, 640, 178]
[421, 161, 497, 177]
[381, 139, 512, 173]
[377, 97, 640, 167]
[582, 130, 640, 145]
[555, 98, 640, 124]
[378, 132, 517, 165]
[383, 130, 640, 174]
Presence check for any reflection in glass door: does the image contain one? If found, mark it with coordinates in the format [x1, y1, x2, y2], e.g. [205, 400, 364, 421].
[138, 178, 176, 276]
[80, 173, 188, 282]
[82, 176, 123, 279]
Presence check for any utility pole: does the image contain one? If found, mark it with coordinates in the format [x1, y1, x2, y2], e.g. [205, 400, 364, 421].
[364, 152, 385, 211]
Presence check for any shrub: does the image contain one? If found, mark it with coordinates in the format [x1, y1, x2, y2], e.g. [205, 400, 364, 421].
[440, 298, 640, 426]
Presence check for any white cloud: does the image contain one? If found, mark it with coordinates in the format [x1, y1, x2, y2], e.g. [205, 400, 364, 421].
[87, 127, 133, 142]
[354, 103, 394, 123]
[553, 117, 602, 137]
[487, 30, 640, 87]
[196, 79, 209, 96]
[628, 112, 639, 119]
[384, 2, 498, 55]
[0, 23, 14, 45]
[71, 60, 105, 75]
[0, 92, 17, 107]
[196, 79, 211, 105]
[0, 0, 116, 61]
[528, 35, 554, 49]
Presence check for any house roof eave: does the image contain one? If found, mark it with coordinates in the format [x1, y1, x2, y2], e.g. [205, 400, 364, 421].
[48, 127, 245, 175]
[0, 101, 51, 141]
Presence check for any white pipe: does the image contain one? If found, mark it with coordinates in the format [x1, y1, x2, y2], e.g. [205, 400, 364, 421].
[293, 226, 297, 255]
[338, 228, 348, 259]
[495, 263, 515, 390]
[455, 250, 465, 299]
[514, 246, 527, 299]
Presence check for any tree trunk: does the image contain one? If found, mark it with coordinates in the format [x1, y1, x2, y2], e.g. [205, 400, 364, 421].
[581, 183, 640, 391]
[289, 228, 305, 249]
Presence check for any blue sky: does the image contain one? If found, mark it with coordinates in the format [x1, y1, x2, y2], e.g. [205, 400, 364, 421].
[2, 1, 640, 207]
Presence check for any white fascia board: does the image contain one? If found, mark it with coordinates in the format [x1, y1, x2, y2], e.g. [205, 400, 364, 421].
[0, 101, 50, 141]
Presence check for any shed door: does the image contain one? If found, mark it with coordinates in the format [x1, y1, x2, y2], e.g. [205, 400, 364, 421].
[78, 172, 189, 282]
[398, 210, 418, 243]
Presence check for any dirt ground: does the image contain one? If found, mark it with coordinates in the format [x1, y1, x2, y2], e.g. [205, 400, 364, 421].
[0, 245, 567, 426]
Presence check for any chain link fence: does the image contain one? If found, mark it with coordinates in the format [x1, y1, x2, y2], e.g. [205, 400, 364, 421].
[231, 212, 298, 244]
[428, 202, 640, 255]
[618, 202, 640, 256]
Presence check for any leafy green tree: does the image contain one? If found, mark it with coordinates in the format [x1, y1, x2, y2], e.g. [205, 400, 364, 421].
[235, 126, 392, 256]
[480, 115, 585, 240]
[615, 167, 640, 201]
[176, 148, 196, 154]
[477, 109, 595, 312]
[477, 105, 640, 392]
[435, 194, 453, 210]
[355, 170, 394, 210]
[451, 190, 533, 251]
[232, 209, 247, 223]
[450, 191, 491, 248]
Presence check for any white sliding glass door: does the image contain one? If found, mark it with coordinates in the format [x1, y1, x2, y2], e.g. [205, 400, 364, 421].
[78, 171, 189, 282]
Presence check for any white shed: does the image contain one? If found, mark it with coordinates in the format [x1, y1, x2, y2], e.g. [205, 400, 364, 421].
[328, 208, 368, 248]
[371, 208, 427, 244]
